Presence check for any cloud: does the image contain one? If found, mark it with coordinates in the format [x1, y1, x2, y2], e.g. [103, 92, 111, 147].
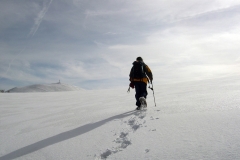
[29, 0, 53, 37]
[1, 0, 240, 90]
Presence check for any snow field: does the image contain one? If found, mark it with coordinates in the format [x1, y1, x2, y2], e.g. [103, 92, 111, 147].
[1, 76, 240, 159]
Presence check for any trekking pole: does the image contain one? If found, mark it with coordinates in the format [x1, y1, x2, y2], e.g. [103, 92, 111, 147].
[148, 81, 157, 107]
[127, 86, 130, 93]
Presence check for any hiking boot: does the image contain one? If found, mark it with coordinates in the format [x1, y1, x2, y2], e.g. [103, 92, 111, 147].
[139, 97, 147, 108]
[136, 106, 141, 110]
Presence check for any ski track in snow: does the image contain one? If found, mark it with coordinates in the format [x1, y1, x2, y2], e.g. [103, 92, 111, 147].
[97, 109, 148, 159]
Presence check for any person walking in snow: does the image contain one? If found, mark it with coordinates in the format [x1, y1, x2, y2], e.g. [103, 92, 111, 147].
[129, 57, 153, 110]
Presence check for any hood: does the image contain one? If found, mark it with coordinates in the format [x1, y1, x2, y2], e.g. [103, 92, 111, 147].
[132, 61, 145, 65]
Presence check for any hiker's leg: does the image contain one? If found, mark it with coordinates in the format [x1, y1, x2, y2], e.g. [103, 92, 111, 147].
[134, 82, 141, 107]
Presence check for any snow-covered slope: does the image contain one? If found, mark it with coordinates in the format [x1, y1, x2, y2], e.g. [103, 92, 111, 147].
[7, 83, 82, 93]
[0, 75, 240, 160]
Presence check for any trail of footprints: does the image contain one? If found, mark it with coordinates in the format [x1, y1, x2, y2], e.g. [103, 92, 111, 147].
[96, 111, 159, 159]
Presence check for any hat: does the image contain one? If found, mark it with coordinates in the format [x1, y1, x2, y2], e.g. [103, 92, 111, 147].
[136, 57, 143, 61]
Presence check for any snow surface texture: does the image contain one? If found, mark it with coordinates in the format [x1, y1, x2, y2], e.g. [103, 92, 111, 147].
[7, 83, 82, 93]
[0, 76, 240, 160]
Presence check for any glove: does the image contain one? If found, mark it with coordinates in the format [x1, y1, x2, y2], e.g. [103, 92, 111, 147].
[129, 82, 134, 89]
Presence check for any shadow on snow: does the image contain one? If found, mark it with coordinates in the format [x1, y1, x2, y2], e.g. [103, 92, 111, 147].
[0, 110, 137, 160]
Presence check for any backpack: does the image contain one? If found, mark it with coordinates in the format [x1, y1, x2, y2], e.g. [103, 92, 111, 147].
[131, 62, 146, 79]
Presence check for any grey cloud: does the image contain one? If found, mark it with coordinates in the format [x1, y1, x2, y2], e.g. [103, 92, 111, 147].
[175, 4, 240, 31]
[1, 0, 240, 90]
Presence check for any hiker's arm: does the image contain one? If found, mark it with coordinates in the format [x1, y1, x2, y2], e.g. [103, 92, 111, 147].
[145, 65, 153, 82]
[129, 67, 134, 81]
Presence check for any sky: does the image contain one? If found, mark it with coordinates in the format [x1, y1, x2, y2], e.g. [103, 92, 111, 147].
[1, 0, 240, 90]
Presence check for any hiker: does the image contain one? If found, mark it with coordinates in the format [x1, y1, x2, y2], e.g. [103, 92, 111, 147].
[129, 57, 153, 110]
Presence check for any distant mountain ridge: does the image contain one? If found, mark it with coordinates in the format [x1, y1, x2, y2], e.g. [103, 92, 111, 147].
[7, 83, 83, 93]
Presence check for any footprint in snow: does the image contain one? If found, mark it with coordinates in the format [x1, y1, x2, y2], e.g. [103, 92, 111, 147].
[145, 149, 150, 153]
[98, 110, 146, 159]
[134, 110, 147, 119]
[99, 132, 132, 159]
[100, 149, 113, 159]
[127, 117, 142, 131]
